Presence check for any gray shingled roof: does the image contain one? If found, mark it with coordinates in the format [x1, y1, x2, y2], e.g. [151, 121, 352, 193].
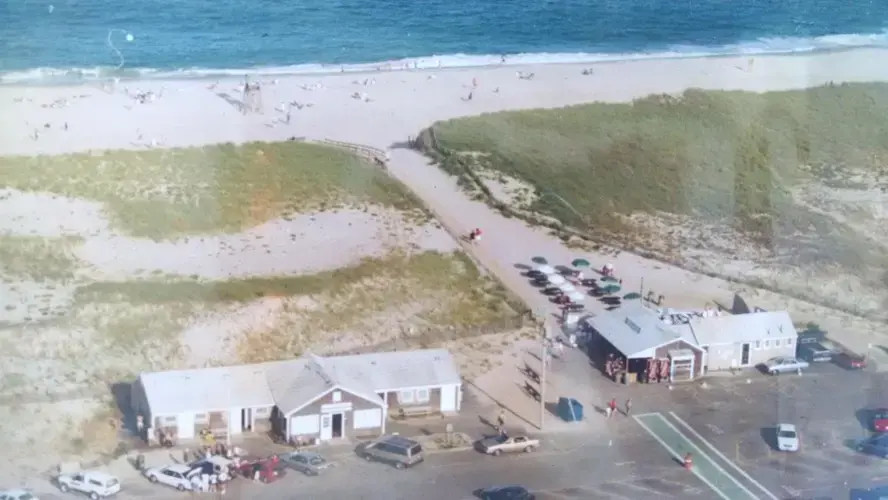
[140, 348, 461, 417]
[582, 305, 692, 358]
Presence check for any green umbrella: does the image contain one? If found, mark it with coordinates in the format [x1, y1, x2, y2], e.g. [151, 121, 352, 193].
[531, 256, 548, 265]
[623, 292, 641, 300]
[600, 276, 618, 283]
[571, 258, 591, 268]
[601, 284, 621, 294]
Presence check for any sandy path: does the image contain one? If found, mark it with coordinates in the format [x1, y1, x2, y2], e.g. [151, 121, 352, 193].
[1, 49, 887, 354]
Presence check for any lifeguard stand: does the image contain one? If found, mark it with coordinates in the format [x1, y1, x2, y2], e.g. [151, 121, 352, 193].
[242, 76, 263, 114]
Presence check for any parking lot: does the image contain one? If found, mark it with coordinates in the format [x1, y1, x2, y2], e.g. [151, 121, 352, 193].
[664, 360, 888, 498]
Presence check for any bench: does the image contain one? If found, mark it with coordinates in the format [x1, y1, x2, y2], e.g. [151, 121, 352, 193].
[396, 406, 433, 419]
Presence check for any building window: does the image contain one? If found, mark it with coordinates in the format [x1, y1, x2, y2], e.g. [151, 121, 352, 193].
[399, 390, 415, 404]
[194, 413, 208, 423]
[416, 388, 430, 403]
[332, 391, 342, 403]
[163, 416, 177, 424]
[764, 340, 770, 348]
[254, 407, 270, 416]
[754, 341, 761, 349]
[788, 338, 794, 345]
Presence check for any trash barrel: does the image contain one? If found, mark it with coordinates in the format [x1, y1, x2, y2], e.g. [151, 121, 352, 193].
[557, 397, 584, 422]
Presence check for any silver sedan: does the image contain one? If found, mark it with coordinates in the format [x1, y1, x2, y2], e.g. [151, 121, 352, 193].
[278, 451, 335, 476]
[762, 356, 810, 375]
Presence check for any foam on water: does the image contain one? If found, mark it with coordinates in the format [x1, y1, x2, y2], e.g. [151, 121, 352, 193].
[3, 29, 887, 85]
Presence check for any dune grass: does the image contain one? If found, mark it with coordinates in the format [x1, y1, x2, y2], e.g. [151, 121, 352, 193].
[0, 141, 426, 239]
[0, 235, 83, 281]
[426, 83, 888, 247]
[74, 250, 526, 356]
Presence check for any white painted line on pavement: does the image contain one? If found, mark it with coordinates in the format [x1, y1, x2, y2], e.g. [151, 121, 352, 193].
[632, 414, 731, 500]
[634, 412, 660, 417]
[655, 414, 761, 500]
[669, 411, 780, 500]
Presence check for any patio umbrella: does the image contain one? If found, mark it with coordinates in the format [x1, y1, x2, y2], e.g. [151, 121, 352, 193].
[600, 276, 618, 283]
[558, 283, 577, 294]
[535, 264, 556, 276]
[623, 292, 642, 300]
[547, 274, 567, 286]
[571, 258, 591, 268]
[601, 284, 621, 294]
[531, 256, 548, 265]
[567, 291, 586, 303]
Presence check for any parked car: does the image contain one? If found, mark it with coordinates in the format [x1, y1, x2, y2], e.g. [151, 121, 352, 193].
[0, 490, 38, 500]
[476, 434, 540, 456]
[143, 464, 195, 492]
[360, 435, 424, 469]
[797, 337, 837, 362]
[56, 471, 120, 499]
[776, 423, 800, 452]
[852, 486, 888, 500]
[834, 352, 867, 370]
[233, 456, 286, 484]
[188, 456, 233, 481]
[473, 485, 535, 500]
[857, 434, 888, 458]
[279, 451, 335, 476]
[868, 409, 888, 433]
[761, 356, 809, 375]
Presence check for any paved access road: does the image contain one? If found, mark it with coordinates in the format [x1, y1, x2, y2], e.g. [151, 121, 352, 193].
[237, 431, 713, 500]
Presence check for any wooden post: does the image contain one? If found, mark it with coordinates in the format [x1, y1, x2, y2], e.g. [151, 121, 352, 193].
[539, 324, 547, 431]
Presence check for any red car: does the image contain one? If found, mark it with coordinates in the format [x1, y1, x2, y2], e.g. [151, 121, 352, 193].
[234, 456, 286, 484]
[870, 409, 888, 433]
[834, 352, 867, 370]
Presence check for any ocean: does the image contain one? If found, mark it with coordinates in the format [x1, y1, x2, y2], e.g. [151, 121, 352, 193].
[1, 0, 887, 84]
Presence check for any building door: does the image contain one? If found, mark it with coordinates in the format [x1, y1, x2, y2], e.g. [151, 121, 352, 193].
[741, 344, 750, 365]
[332, 413, 343, 438]
[320, 414, 332, 441]
[241, 408, 252, 431]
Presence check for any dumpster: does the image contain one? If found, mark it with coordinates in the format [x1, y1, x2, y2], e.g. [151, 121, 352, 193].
[557, 397, 584, 422]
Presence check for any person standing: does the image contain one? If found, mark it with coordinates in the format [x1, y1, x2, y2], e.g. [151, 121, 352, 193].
[624, 398, 632, 416]
[607, 397, 617, 419]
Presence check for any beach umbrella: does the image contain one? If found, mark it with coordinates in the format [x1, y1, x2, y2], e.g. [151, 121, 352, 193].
[547, 274, 567, 286]
[572, 258, 591, 268]
[531, 256, 548, 265]
[601, 284, 621, 295]
[623, 292, 642, 300]
[535, 264, 556, 276]
[600, 276, 618, 283]
[558, 283, 577, 294]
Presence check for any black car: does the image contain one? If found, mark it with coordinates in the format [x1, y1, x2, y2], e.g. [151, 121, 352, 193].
[833, 351, 867, 370]
[474, 485, 535, 500]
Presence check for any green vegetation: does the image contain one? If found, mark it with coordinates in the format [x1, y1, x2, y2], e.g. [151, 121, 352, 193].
[0, 235, 83, 281]
[70, 250, 526, 360]
[425, 83, 888, 248]
[0, 141, 426, 238]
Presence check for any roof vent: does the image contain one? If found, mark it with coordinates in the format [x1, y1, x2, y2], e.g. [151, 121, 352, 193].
[370, 361, 376, 365]
[778, 325, 783, 332]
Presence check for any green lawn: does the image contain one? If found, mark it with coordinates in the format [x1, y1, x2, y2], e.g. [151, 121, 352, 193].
[424, 83, 888, 248]
[0, 141, 426, 239]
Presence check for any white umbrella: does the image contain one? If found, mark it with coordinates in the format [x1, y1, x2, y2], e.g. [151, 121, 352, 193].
[558, 283, 577, 294]
[567, 291, 586, 303]
[547, 274, 566, 285]
[535, 264, 556, 275]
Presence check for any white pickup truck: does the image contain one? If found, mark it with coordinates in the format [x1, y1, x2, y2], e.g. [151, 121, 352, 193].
[57, 470, 120, 499]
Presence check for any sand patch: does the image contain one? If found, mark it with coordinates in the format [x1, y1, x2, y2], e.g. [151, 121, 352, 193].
[75, 207, 456, 280]
[0, 188, 109, 237]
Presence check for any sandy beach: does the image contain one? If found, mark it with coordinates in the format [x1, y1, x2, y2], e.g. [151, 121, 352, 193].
[3, 48, 888, 490]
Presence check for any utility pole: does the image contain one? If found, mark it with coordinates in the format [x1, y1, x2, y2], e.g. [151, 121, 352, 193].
[539, 322, 548, 431]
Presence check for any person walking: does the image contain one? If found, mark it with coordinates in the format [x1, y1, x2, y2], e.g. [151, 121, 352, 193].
[624, 398, 632, 416]
[496, 409, 506, 431]
[607, 397, 617, 419]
